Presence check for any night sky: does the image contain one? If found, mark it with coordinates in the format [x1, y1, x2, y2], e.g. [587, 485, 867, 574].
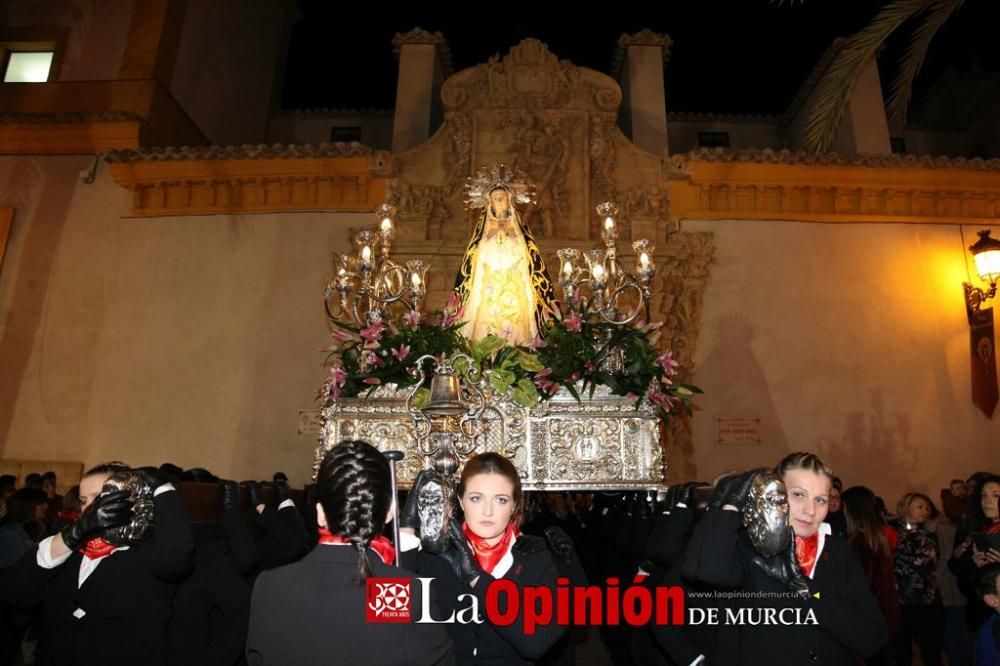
[281, 1, 1000, 117]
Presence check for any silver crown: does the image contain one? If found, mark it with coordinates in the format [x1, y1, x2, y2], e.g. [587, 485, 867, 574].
[464, 163, 535, 210]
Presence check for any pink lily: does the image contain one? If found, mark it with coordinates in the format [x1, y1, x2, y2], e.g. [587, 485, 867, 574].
[565, 312, 582, 333]
[363, 377, 382, 385]
[645, 386, 668, 405]
[528, 336, 547, 350]
[329, 365, 347, 386]
[442, 307, 466, 328]
[331, 328, 354, 342]
[403, 310, 421, 328]
[392, 345, 411, 362]
[359, 321, 385, 342]
[657, 351, 680, 376]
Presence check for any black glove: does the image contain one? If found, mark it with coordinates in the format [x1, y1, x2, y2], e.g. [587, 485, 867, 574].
[751, 529, 810, 599]
[61, 490, 133, 551]
[274, 480, 291, 504]
[400, 469, 434, 531]
[133, 466, 170, 491]
[664, 481, 708, 512]
[440, 518, 484, 586]
[242, 480, 264, 507]
[544, 526, 575, 563]
[710, 469, 765, 510]
[221, 480, 240, 511]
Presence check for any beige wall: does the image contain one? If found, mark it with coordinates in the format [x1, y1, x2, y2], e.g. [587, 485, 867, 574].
[0, 156, 368, 485]
[687, 218, 999, 505]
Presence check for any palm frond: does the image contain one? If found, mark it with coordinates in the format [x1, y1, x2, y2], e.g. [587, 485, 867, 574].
[804, 0, 932, 153]
[886, 0, 964, 133]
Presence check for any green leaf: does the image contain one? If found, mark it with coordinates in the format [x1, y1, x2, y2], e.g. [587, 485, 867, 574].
[515, 377, 535, 393]
[517, 351, 545, 372]
[474, 334, 507, 362]
[454, 356, 471, 376]
[511, 379, 540, 407]
[489, 368, 516, 393]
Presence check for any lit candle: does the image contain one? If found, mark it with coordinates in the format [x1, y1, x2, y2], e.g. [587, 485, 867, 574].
[411, 272, 421, 289]
[604, 217, 615, 231]
[563, 260, 573, 277]
[639, 252, 650, 269]
[361, 246, 372, 262]
[380, 217, 393, 234]
[592, 263, 605, 281]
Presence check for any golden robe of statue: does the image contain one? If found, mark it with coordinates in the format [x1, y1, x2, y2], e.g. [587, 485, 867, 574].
[454, 167, 557, 345]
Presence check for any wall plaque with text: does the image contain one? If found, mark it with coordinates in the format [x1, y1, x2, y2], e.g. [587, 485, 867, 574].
[717, 417, 761, 445]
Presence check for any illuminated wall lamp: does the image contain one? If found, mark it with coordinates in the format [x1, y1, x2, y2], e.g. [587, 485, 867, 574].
[964, 230, 1000, 314]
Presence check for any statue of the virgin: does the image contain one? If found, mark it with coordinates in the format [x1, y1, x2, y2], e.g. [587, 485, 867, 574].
[454, 164, 558, 345]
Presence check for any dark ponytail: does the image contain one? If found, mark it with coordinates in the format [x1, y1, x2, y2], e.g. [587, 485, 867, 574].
[316, 440, 391, 581]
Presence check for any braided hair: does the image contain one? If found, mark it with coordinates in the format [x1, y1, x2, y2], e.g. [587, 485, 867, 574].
[316, 440, 391, 581]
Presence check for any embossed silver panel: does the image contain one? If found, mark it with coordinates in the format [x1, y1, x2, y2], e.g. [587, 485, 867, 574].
[317, 384, 664, 490]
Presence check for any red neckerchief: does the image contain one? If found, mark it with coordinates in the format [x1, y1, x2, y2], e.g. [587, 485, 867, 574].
[81, 537, 118, 561]
[462, 521, 518, 574]
[987, 521, 1000, 535]
[795, 533, 820, 577]
[317, 527, 395, 565]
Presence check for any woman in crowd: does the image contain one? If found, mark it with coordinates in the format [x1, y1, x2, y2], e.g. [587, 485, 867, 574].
[950, 473, 1000, 632]
[842, 485, 901, 665]
[245, 440, 453, 666]
[402, 452, 571, 665]
[682, 451, 888, 665]
[889, 493, 942, 666]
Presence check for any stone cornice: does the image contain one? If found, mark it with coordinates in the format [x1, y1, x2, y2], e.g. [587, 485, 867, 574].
[668, 149, 1000, 227]
[0, 111, 143, 124]
[104, 141, 376, 163]
[107, 150, 393, 217]
[670, 148, 1000, 172]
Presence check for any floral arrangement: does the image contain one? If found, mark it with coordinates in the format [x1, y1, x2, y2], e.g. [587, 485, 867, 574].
[321, 293, 700, 423]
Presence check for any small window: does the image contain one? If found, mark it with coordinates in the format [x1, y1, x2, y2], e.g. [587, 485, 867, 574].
[890, 137, 907, 154]
[698, 131, 730, 148]
[330, 126, 362, 142]
[3, 51, 54, 82]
